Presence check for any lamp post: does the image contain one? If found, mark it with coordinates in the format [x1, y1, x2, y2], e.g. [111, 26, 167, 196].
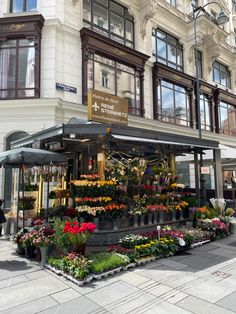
[192, 2, 229, 205]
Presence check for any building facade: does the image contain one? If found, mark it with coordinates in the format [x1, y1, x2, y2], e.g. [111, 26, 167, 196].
[0, 0, 236, 204]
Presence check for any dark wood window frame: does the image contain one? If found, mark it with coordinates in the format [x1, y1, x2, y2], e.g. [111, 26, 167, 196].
[153, 62, 194, 128]
[80, 28, 149, 117]
[214, 88, 236, 135]
[0, 14, 44, 100]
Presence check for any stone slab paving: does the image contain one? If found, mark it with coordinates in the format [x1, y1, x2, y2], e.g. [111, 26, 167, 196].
[1, 234, 236, 313]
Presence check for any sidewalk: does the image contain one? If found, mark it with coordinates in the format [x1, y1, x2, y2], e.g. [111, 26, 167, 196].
[1, 234, 236, 314]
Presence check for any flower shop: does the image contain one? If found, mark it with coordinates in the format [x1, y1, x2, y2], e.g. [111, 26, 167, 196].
[5, 121, 234, 285]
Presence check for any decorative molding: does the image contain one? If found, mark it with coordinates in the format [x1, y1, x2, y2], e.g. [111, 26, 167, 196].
[140, 0, 158, 39]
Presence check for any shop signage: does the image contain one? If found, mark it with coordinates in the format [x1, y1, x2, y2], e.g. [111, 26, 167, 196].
[88, 90, 128, 125]
[201, 166, 210, 174]
[56, 83, 77, 93]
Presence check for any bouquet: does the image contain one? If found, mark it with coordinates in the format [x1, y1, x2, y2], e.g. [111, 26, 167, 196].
[32, 226, 55, 247]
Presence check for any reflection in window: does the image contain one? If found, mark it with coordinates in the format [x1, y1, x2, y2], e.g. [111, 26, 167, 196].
[213, 61, 231, 88]
[200, 95, 211, 131]
[0, 39, 36, 99]
[83, 0, 134, 48]
[156, 80, 190, 126]
[152, 29, 183, 71]
[166, 0, 176, 6]
[10, 0, 37, 12]
[219, 101, 236, 135]
[196, 50, 202, 78]
[88, 53, 141, 115]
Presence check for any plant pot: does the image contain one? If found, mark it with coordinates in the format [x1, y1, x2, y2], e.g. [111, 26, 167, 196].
[113, 219, 119, 231]
[16, 243, 25, 255]
[72, 243, 86, 255]
[133, 215, 139, 227]
[40, 246, 48, 268]
[25, 245, 36, 259]
[153, 212, 158, 224]
[140, 214, 145, 226]
[148, 213, 153, 225]
[172, 210, 176, 222]
[158, 211, 164, 223]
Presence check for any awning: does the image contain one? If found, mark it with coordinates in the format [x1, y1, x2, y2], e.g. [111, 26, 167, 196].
[111, 134, 219, 149]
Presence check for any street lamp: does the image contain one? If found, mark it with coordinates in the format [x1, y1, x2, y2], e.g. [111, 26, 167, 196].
[192, 2, 229, 205]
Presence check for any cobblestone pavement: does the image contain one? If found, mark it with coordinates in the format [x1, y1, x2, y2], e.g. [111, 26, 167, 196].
[1, 234, 236, 314]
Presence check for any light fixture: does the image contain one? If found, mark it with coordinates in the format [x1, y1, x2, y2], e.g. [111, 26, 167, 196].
[216, 11, 229, 26]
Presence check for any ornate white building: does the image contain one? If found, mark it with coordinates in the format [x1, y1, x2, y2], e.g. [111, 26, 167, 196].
[0, 0, 236, 206]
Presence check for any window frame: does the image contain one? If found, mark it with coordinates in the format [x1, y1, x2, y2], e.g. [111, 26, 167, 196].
[80, 28, 149, 117]
[83, 0, 134, 48]
[218, 101, 236, 135]
[213, 60, 231, 88]
[152, 28, 184, 72]
[156, 79, 191, 126]
[200, 94, 211, 131]
[0, 14, 44, 100]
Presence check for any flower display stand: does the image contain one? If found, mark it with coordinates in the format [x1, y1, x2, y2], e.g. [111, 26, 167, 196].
[40, 247, 48, 267]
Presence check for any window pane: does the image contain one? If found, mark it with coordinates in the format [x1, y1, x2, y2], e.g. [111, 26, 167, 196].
[26, 0, 37, 11]
[94, 61, 115, 94]
[162, 86, 174, 117]
[87, 59, 93, 90]
[18, 89, 35, 97]
[177, 49, 182, 66]
[0, 48, 16, 90]
[176, 91, 186, 119]
[219, 105, 228, 132]
[11, 0, 24, 12]
[110, 2, 124, 15]
[152, 35, 156, 55]
[117, 71, 135, 111]
[167, 44, 176, 63]
[0, 90, 15, 98]
[110, 35, 124, 45]
[93, 4, 108, 29]
[1, 40, 16, 48]
[18, 47, 35, 88]
[95, 0, 108, 6]
[213, 68, 220, 83]
[19, 39, 34, 46]
[157, 30, 166, 39]
[157, 40, 166, 58]
[110, 13, 124, 37]
[125, 20, 133, 41]
[83, 0, 91, 21]
[221, 71, 226, 86]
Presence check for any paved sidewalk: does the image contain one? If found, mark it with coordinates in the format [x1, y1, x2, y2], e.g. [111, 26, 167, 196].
[1, 234, 236, 314]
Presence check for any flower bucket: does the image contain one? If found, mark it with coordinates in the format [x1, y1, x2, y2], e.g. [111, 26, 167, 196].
[72, 243, 86, 255]
[16, 243, 25, 255]
[40, 246, 48, 267]
[25, 245, 36, 259]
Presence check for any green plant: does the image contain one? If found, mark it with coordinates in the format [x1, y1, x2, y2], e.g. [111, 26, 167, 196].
[119, 234, 149, 249]
[24, 184, 38, 191]
[19, 196, 36, 210]
[90, 252, 128, 274]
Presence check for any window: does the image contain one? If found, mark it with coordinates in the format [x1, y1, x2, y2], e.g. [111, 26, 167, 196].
[88, 53, 141, 115]
[213, 61, 231, 88]
[152, 29, 183, 71]
[232, 0, 236, 12]
[196, 49, 202, 78]
[83, 0, 134, 48]
[218, 101, 236, 135]
[0, 39, 37, 98]
[0, 15, 44, 100]
[166, 0, 176, 6]
[200, 95, 211, 131]
[10, 0, 37, 13]
[156, 80, 190, 126]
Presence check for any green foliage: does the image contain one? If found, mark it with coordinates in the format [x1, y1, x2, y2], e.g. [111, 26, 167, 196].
[90, 252, 129, 274]
[19, 196, 36, 210]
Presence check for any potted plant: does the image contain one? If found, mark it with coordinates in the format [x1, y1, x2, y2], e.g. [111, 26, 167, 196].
[12, 228, 28, 255]
[32, 226, 55, 267]
[19, 230, 38, 258]
[54, 219, 96, 255]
